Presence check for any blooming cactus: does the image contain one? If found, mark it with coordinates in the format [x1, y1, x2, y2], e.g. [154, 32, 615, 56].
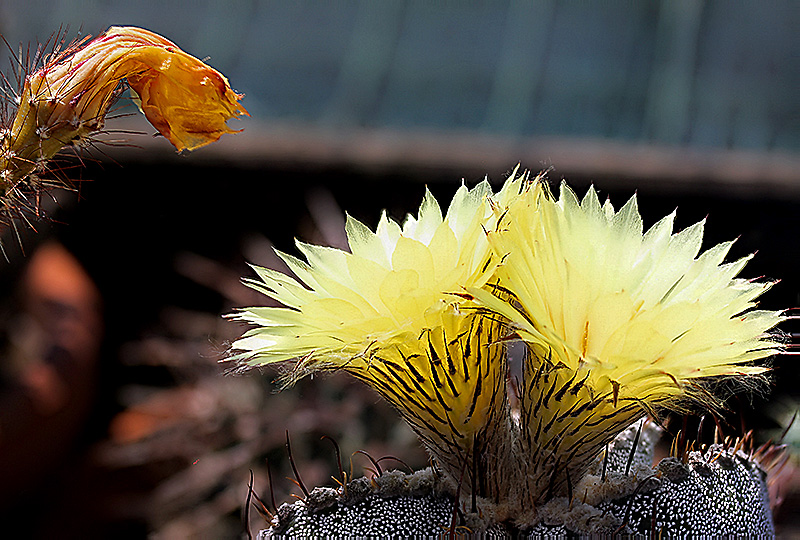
[233, 169, 784, 528]
[234, 181, 515, 489]
[471, 174, 783, 501]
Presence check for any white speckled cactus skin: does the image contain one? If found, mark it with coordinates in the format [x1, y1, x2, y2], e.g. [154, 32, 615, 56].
[259, 423, 775, 537]
[598, 446, 773, 536]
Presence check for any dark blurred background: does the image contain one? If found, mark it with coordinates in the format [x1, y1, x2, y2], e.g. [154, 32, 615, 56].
[0, 1, 798, 538]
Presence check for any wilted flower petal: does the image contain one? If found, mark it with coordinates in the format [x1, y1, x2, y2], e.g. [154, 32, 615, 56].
[1, 25, 248, 199]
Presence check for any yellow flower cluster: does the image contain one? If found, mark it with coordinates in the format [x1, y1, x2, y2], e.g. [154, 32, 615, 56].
[233, 169, 784, 507]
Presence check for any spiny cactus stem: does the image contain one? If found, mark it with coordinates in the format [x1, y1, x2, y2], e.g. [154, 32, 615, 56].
[624, 420, 643, 476]
[449, 455, 469, 538]
[245, 470, 255, 540]
[320, 435, 345, 485]
[265, 458, 277, 514]
[1, 90, 82, 192]
[613, 473, 661, 536]
[285, 430, 309, 498]
[353, 450, 382, 478]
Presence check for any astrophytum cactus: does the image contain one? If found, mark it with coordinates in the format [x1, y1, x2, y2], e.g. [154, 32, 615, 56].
[233, 169, 784, 534]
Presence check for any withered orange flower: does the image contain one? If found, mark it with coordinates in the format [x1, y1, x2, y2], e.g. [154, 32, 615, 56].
[2, 25, 248, 196]
[101, 26, 249, 152]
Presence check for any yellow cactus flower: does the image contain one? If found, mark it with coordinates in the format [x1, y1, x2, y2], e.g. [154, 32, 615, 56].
[232, 181, 515, 487]
[234, 183, 495, 366]
[470, 172, 784, 500]
[234, 168, 784, 515]
[1, 26, 248, 207]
